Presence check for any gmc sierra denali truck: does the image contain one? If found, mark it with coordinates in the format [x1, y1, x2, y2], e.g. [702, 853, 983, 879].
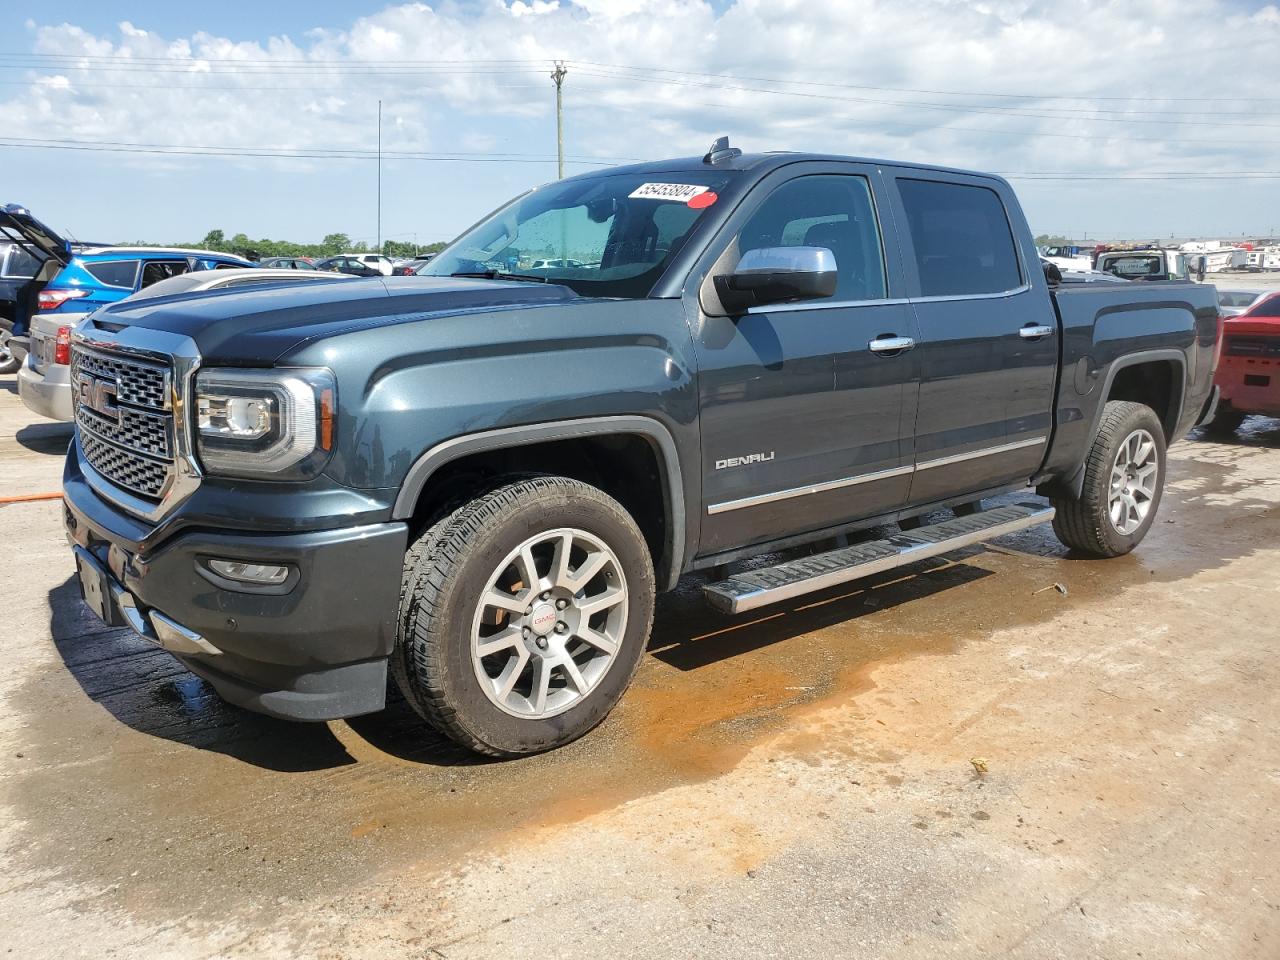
[33, 140, 1221, 756]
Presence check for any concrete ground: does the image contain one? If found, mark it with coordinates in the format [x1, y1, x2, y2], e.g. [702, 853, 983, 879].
[1, 382, 1278, 960]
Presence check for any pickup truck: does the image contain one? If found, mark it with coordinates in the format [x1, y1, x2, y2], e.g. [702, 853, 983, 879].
[32, 140, 1221, 757]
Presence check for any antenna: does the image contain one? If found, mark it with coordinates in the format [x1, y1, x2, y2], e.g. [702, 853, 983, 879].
[703, 136, 742, 164]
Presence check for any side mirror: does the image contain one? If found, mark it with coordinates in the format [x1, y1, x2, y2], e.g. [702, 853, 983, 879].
[1195, 257, 1206, 283]
[1042, 260, 1063, 286]
[714, 246, 837, 314]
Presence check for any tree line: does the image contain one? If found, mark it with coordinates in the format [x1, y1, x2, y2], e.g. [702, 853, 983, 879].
[140, 230, 451, 260]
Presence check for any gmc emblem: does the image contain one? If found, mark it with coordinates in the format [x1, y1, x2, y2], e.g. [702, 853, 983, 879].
[79, 373, 120, 422]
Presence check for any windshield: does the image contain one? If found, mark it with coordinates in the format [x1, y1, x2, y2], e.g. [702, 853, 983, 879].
[419, 171, 734, 298]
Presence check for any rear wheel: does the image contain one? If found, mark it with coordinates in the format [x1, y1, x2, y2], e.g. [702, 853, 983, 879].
[394, 476, 655, 757]
[1051, 400, 1166, 558]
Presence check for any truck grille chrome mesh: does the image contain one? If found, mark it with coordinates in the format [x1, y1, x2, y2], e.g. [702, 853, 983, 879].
[71, 347, 169, 410]
[71, 345, 175, 500]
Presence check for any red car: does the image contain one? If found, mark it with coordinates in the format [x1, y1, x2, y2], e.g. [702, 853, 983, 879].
[1209, 291, 1280, 432]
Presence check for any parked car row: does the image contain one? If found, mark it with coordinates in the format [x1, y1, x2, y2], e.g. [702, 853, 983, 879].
[0, 205, 386, 421]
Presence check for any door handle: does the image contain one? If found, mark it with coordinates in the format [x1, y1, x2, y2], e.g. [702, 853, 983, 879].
[868, 335, 915, 354]
[1019, 323, 1055, 340]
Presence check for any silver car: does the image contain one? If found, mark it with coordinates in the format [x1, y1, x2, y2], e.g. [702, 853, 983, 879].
[1217, 289, 1265, 317]
[19, 268, 353, 421]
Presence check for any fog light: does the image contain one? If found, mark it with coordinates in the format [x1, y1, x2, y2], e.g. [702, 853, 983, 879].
[207, 559, 290, 585]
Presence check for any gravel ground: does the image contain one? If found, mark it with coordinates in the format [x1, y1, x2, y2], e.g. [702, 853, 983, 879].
[0, 383, 1277, 959]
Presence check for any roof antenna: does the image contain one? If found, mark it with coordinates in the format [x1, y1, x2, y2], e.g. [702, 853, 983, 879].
[703, 135, 741, 165]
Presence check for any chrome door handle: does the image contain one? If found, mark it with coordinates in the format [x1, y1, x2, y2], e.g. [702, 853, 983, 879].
[868, 335, 915, 354]
[1019, 324, 1055, 339]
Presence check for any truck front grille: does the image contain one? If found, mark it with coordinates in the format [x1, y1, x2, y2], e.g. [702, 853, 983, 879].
[1226, 336, 1280, 359]
[71, 345, 175, 500]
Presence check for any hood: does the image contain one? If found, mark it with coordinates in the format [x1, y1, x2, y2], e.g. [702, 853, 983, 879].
[0, 203, 72, 267]
[82, 276, 581, 364]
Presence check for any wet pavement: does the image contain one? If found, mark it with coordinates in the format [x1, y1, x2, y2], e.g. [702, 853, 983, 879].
[1, 388, 1278, 959]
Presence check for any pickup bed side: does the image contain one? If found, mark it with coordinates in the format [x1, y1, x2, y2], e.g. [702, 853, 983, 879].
[1038, 282, 1219, 497]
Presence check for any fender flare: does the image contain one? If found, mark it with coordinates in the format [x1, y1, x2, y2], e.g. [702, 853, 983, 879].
[1056, 348, 1187, 499]
[391, 415, 687, 590]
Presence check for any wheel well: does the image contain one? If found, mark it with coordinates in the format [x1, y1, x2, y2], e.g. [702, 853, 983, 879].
[407, 434, 671, 583]
[1106, 360, 1181, 439]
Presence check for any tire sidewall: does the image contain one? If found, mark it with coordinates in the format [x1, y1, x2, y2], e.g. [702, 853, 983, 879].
[416, 483, 654, 755]
[1094, 406, 1167, 555]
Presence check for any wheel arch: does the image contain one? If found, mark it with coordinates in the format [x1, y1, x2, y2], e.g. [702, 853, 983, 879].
[392, 416, 686, 590]
[1044, 349, 1185, 500]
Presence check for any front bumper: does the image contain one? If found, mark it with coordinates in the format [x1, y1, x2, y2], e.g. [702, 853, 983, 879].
[18, 355, 73, 420]
[63, 472, 409, 721]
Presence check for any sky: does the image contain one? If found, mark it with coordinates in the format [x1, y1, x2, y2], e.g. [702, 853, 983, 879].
[0, 0, 1278, 247]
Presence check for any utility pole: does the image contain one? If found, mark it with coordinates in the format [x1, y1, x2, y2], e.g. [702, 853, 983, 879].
[551, 61, 567, 179]
[376, 99, 382, 255]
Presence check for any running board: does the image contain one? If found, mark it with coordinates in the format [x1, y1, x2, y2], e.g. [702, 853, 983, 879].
[702, 503, 1055, 614]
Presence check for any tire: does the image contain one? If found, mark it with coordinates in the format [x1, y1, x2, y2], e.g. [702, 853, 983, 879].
[1051, 400, 1166, 558]
[393, 475, 655, 757]
[0, 336, 18, 375]
[1205, 408, 1246, 435]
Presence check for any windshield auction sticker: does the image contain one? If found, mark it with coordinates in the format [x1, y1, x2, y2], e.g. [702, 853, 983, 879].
[629, 182, 711, 202]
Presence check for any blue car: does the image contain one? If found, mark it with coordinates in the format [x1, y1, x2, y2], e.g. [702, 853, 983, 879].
[0, 203, 253, 419]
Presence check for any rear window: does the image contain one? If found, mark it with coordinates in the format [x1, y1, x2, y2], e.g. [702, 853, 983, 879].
[83, 259, 139, 288]
[897, 179, 1023, 297]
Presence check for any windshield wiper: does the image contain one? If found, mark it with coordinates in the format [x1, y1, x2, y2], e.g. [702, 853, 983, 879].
[449, 270, 549, 283]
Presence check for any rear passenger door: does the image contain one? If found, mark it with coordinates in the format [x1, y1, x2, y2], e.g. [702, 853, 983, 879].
[690, 165, 920, 555]
[887, 175, 1057, 506]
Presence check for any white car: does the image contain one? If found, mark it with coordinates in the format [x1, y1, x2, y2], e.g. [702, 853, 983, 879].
[344, 253, 394, 276]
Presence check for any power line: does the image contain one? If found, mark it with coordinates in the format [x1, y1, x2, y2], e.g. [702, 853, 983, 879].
[571, 67, 1280, 131]
[0, 136, 633, 164]
[5, 50, 1277, 104]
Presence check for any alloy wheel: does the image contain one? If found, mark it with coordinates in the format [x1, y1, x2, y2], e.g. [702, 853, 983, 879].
[470, 527, 628, 719]
[1108, 428, 1159, 535]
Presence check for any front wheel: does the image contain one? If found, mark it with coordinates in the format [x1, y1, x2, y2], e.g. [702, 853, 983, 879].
[1051, 400, 1167, 558]
[394, 475, 655, 757]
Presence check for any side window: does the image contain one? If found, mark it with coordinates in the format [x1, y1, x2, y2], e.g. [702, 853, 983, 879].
[84, 259, 140, 288]
[736, 175, 887, 302]
[897, 179, 1023, 297]
[140, 260, 190, 289]
[1254, 297, 1280, 317]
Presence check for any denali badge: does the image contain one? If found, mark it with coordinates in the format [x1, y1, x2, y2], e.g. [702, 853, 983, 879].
[715, 452, 775, 470]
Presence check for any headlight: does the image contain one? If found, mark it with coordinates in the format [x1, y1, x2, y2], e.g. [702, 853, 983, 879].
[194, 368, 335, 478]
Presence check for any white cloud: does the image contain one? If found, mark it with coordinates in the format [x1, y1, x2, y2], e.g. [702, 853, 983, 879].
[0, 1, 1277, 237]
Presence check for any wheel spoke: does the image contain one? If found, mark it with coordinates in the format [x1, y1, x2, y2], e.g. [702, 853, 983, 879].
[575, 624, 619, 656]
[483, 589, 527, 616]
[564, 551, 608, 593]
[577, 585, 625, 618]
[560, 656, 588, 694]
[476, 626, 523, 658]
[516, 544, 541, 593]
[1134, 439, 1154, 465]
[549, 532, 574, 589]
[494, 648, 530, 701]
[527, 657, 552, 714]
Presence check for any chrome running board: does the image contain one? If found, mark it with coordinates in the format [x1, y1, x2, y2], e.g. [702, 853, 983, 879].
[702, 503, 1055, 614]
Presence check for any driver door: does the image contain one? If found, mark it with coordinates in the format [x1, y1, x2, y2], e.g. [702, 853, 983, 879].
[687, 166, 920, 556]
